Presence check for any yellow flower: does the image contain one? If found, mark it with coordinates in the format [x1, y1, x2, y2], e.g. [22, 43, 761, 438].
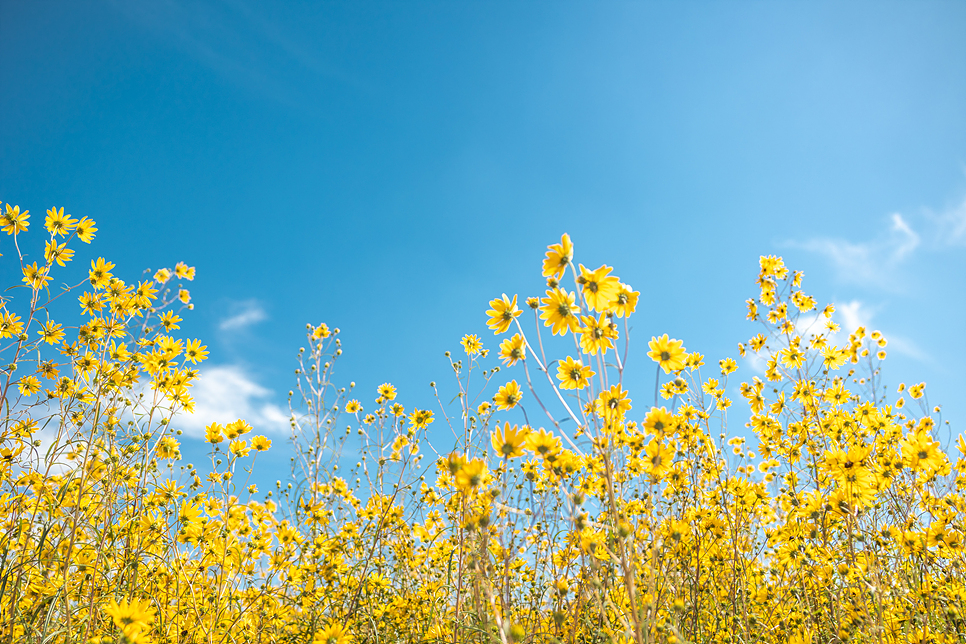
[491, 422, 529, 458]
[595, 385, 631, 421]
[22, 262, 52, 289]
[377, 383, 397, 401]
[229, 439, 251, 457]
[45, 206, 77, 236]
[577, 264, 620, 312]
[251, 435, 272, 451]
[102, 597, 155, 634]
[205, 422, 224, 444]
[642, 437, 674, 479]
[486, 293, 521, 334]
[578, 313, 618, 356]
[314, 621, 352, 644]
[539, 288, 581, 336]
[75, 216, 97, 243]
[780, 345, 806, 369]
[408, 408, 434, 429]
[493, 380, 523, 410]
[499, 333, 526, 366]
[0, 311, 24, 338]
[719, 357, 738, 375]
[44, 239, 74, 266]
[155, 436, 181, 459]
[526, 428, 561, 458]
[461, 334, 483, 355]
[38, 320, 65, 345]
[643, 406, 674, 435]
[17, 376, 41, 397]
[1, 203, 29, 235]
[556, 356, 594, 390]
[759, 254, 788, 279]
[224, 419, 251, 439]
[542, 233, 573, 279]
[900, 429, 944, 475]
[313, 323, 331, 340]
[183, 339, 208, 364]
[174, 261, 195, 280]
[454, 458, 488, 493]
[608, 282, 639, 317]
[154, 267, 172, 284]
[821, 345, 848, 370]
[159, 310, 181, 330]
[647, 334, 687, 374]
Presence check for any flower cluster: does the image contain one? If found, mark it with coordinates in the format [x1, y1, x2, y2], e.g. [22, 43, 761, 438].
[1, 202, 960, 644]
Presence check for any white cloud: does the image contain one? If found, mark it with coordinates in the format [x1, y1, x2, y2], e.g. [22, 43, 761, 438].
[794, 213, 919, 289]
[928, 194, 966, 246]
[835, 300, 874, 336]
[219, 300, 267, 331]
[888, 213, 920, 259]
[832, 300, 928, 362]
[742, 351, 767, 375]
[172, 365, 290, 438]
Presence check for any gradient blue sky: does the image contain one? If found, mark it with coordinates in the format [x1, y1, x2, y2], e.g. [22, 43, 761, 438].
[2, 1, 965, 486]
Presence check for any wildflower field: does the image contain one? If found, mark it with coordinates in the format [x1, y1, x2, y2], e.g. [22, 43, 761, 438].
[0, 200, 962, 644]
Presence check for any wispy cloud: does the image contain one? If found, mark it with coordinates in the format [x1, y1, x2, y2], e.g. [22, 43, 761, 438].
[793, 213, 919, 289]
[110, 0, 371, 114]
[832, 300, 928, 362]
[927, 194, 966, 247]
[219, 300, 267, 331]
[172, 365, 290, 438]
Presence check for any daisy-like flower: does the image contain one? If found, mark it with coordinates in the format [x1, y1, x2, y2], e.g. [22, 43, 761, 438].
[542, 233, 573, 279]
[45, 206, 77, 236]
[526, 428, 561, 459]
[642, 437, 674, 479]
[577, 264, 620, 312]
[491, 422, 529, 458]
[556, 356, 594, 390]
[499, 333, 526, 366]
[408, 408, 434, 429]
[175, 261, 196, 280]
[493, 380, 523, 410]
[595, 385, 631, 421]
[539, 288, 581, 336]
[578, 313, 618, 356]
[461, 334, 483, 355]
[1, 203, 29, 235]
[314, 621, 352, 644]
[75, 216, 97, 243]
[486, 293, 521, 334]
[205, 423, 224, 444]
[643, 406, 674, 436]
[609, 282, 639, 317]
[648, 334, 687, 374]
[102, 597, 155, 638]
[377, 382, 397, 401]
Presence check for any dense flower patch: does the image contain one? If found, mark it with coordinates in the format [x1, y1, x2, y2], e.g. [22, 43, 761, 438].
[0, 201, 960, 643]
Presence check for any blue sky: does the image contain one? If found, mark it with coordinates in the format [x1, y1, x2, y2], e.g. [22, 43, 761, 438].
[2, 1, 965, 488]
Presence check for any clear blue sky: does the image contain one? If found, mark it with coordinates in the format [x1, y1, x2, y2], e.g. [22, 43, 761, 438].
[3, 1, 965, 487]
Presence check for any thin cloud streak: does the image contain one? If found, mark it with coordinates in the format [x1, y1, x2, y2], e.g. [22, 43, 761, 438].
[792, 213, 919, 290]
[219, 300, 267, 331]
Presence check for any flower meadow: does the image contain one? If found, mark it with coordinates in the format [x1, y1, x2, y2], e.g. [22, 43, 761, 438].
[0, 200, 962, 644]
